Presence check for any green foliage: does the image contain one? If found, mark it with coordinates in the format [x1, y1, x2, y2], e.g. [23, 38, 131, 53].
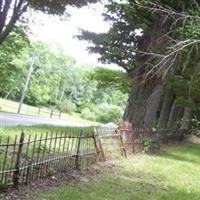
[34, 144, 200, 200]
[64, 68, 97, 107]
[81, 103, 123, 123]
[141, 138, 151, 153]
[81, 108, 97, 121]
[56, 99, 77, 114]
[96, 103, 123, 123]
[1, 38, 128, 123]
[78, 0, 166, 71]
[167, 49, 200, 114]
[0, 26, 30, 97]
[89, 67, 131, 94]
[191, 116, 200, 136]
[79, 0, 200, 72]
[27, 0, 99, 15]
[176, 8, 200, 40]
[79, 0, 200, 126]
[24, 41, 75, 106]
[78, 2, 139, 71]
[0, 0, 99, 44]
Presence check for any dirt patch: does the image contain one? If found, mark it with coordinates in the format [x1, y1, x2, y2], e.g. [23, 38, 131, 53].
[187, 135, 200, 144]
[0, 161, 117, 200]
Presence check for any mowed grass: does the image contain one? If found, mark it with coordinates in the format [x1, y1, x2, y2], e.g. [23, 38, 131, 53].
[33, 143, 200, 200]
[0, 97, 99, 125]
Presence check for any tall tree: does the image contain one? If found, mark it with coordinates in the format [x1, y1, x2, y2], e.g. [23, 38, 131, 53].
[79, 0, 200, 129]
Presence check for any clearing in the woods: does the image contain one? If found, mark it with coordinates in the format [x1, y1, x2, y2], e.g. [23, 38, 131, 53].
[32, 143, 200, 200]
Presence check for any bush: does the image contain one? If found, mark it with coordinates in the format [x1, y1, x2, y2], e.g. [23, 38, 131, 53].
[97, 104, 123, 123]
[79, 103, 98, 113]
[56, 99, 76, 114]
[191, 116, 200, 136]
[81, 108, 97, 121]
[80, 103, 123, 123]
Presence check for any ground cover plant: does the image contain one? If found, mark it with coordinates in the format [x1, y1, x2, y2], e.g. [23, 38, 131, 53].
[31, 143, 200, 200]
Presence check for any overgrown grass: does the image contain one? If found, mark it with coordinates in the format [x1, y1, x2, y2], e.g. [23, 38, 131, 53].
[33, 143, 200, 200]
[0, 125, 97, 168]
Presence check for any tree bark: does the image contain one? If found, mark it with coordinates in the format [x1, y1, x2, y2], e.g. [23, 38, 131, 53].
[181, 107, 193, 130]
[123, 12, 189, 130]
[0, 0, 28, 45]
[123, 77, 162, 128]
[158, 87, 175, 129]
[144, 85, 162, 128]
[167, 100, 183, 128]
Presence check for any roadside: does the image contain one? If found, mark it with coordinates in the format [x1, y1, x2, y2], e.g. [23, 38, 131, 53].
[1, 143, 200, 200]
[0, 112, 99, 127]
[30, 143, 200, 200]
[0, 98, 98, 126]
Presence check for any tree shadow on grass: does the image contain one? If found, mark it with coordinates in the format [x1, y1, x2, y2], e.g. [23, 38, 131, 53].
[9, 143, 200, 200]
[157, 143, 200, 166]
[33, 168, 200, 200]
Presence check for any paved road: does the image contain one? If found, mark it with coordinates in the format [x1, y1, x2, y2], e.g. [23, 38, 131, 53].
[0, 112, 92, 127]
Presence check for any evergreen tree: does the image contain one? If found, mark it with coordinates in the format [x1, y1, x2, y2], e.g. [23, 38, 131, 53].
[79, 0, 200, 129]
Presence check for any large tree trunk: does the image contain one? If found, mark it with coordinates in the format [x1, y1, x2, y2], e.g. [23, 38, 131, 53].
[167, 100, 183, 128]
[122, 8, 197, 130]
[157, 87, 175, 128]
[123, 81, 185, 129]
[123, 77, 162, 128]
[144, 84, 162, 127]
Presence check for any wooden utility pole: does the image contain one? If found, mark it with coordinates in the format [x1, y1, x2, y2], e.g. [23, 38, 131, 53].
[18, 53, 36, 114]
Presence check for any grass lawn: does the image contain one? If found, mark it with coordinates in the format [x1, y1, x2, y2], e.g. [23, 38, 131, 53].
[0, 125, 96, 142]
[33, 143, 200, 200]
[0, 97, 99, 125]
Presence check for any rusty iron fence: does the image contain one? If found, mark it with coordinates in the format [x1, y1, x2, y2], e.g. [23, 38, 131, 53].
[0, 124, 179, 190]
[0, 131, 98, 189]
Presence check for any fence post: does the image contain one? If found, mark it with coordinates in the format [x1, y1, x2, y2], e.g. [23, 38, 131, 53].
[13, 131, 24, 188]
[59, 112, 62, 119]
[93, 128, 106, 161]
[38, 107, 40, 115]
[93, 132, 99, 162]
[119, 133, 127, 158]
[132, 129, 135, 154]
[75, 131, 82, 170]
[50, 110, 53, 118]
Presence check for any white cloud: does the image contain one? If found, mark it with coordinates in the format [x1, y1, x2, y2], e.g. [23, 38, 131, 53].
[28, 3, 119, 70]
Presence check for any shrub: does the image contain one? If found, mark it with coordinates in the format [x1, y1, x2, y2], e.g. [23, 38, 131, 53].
[56, 99, 76, 114]
[81, 108, 97, 121]
[96, 103, 123, 123]
[80, 103, 98, 113]
[80, 103, 123, 123]
[191, 116, 200, 136]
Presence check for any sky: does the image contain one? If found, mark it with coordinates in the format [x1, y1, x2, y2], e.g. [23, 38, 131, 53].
[29, 2, 117, 69]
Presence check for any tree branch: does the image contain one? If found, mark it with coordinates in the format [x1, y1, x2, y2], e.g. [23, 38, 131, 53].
[143, 39, 200, 79]
[0, 0, 28, 44]
[0, 0, 12, 33]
